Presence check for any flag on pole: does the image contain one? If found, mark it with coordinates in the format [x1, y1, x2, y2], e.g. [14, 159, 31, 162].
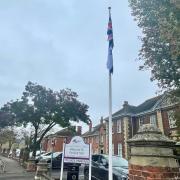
[107, 9, 114, 74]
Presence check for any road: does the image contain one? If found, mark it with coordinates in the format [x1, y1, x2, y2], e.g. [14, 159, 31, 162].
[0, 155, 34, 180]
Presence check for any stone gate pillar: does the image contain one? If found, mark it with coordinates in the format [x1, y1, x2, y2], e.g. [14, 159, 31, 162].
[127, 124, 180, 180]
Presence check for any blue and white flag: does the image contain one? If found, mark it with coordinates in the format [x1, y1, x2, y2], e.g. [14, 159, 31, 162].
[107, 13, 114, 74]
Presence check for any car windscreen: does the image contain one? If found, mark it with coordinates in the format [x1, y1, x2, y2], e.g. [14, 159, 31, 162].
[44, 152, 52, 156]
[104, 155, 128, 167]
[53, 152, 62, 157]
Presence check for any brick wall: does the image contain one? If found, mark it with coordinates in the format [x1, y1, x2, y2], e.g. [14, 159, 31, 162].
[112, 117, 129, 157]
[161, 109, 170, 136]
[129, 164, 180, 180]
[112, 132, 124, 155]
[46, 137, 66, 152]
[41, 138, 48, 151]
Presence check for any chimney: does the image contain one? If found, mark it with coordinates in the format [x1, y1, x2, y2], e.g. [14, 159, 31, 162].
[123, 101, 128, 113]
[89, 120, 92, 132]
[123, 101, 128, 106]
[77, 126, 82, 135]
[100, 116, 103, 124]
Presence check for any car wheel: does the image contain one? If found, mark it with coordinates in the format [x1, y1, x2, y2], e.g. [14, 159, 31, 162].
[84, 169, 89, 180]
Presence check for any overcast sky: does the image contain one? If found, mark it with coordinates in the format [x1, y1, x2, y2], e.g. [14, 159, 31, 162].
[0, 0, 158, 130]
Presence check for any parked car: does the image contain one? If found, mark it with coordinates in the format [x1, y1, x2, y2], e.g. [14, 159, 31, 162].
[29, 150, 46, 163]
[40, 152, 62, 162]
[35, 152, 51, 163]
[40, 152, 78, 169]
[84, 154, 128, 180]
[29, 150, 46, 158]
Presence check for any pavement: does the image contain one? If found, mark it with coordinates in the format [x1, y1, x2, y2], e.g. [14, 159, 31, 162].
[0, 155, 34, 180]
[0, 155, 85, 180]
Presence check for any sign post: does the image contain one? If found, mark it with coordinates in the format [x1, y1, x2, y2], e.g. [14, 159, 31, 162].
[59, 136, 91, 180]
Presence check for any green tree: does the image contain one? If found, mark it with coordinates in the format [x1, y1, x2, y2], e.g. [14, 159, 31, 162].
[129, 0, 180, 89]
[0, 111, 15, 129]
[3, 82, 90, 157]
[0, 128, 16, 149]
[129, 0, 180, 131]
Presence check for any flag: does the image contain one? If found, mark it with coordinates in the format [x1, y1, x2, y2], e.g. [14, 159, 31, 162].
[107, 12, 114, 74]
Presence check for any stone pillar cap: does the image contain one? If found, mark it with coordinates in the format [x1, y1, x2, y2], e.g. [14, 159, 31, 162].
[127, 124, 175, 146]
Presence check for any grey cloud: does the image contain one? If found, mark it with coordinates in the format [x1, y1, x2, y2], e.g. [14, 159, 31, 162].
[0, 0, 158, 127]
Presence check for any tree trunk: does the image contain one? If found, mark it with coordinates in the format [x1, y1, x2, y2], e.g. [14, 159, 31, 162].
[32, 128, 38, 158]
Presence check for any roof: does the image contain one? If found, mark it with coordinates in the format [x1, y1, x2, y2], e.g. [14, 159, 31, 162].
[82, 123, 105, 137]
[46, 127, 78, 138]
[108, 95, 164, 120]
[135, 95, 163, 113]
[55, 127, 77, 136]
[112, 105, 137, 117]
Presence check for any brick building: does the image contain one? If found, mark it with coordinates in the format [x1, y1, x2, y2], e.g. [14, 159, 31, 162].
[41, 126, 82, 152]
[82, 117, 107, 154]
[83, 92, 180, 159]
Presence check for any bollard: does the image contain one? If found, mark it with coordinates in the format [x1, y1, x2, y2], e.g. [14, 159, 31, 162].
[67, 164, 80, 180]
[34, 161, 48, 180]
[26, 158, 36, 172]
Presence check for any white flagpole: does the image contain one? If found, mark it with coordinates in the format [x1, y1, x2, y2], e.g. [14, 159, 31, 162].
[60, 143, 65, 180]
[89, 143, 92, 180]
[108, 72, 113, 180]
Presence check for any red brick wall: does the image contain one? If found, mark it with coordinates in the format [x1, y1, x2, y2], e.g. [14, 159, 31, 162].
[46, 137, 65, 152]
[53, 137, 65, 152]
[161, 110, 170, 136]
[83, 136, 99, 154]
[41, 138, 48, 151]
[129, 164, 180, 180]
[99, 126, 106, 154]
[112, 118, 125, 157]
[92, 136, 99, 154]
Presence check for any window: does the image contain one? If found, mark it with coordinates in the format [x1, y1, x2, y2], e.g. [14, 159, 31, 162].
[150, 115, 157, 127]
[92, 155, 99, 163]
[139, 117, 144, 126]
[118, 143, 122, 157]
[112, 122, 114, 134]
[167, 110, 176, 128]
[96, 136, 99, 143]
[112, 144, 114, 155]
[101, 135, 104, 143]
[117, 120, 122, 133]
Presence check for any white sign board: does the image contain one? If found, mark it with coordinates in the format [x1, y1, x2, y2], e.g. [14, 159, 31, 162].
[64, 136, 90, 164]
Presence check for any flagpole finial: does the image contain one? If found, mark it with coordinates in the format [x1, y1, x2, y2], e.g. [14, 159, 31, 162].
[108, 7, 111, 16]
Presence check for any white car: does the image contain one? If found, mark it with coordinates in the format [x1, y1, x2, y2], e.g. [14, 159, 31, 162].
[40, 152, 62, 161]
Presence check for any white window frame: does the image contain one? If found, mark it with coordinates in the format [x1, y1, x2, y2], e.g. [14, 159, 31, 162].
[118, 143, 122, 157]
[150, 114, 157, 127]
[139, 117, 144, 126]
[112, 144, 114, 155]
[167, 110, 177, 128]
[117, 120, 122, 133]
